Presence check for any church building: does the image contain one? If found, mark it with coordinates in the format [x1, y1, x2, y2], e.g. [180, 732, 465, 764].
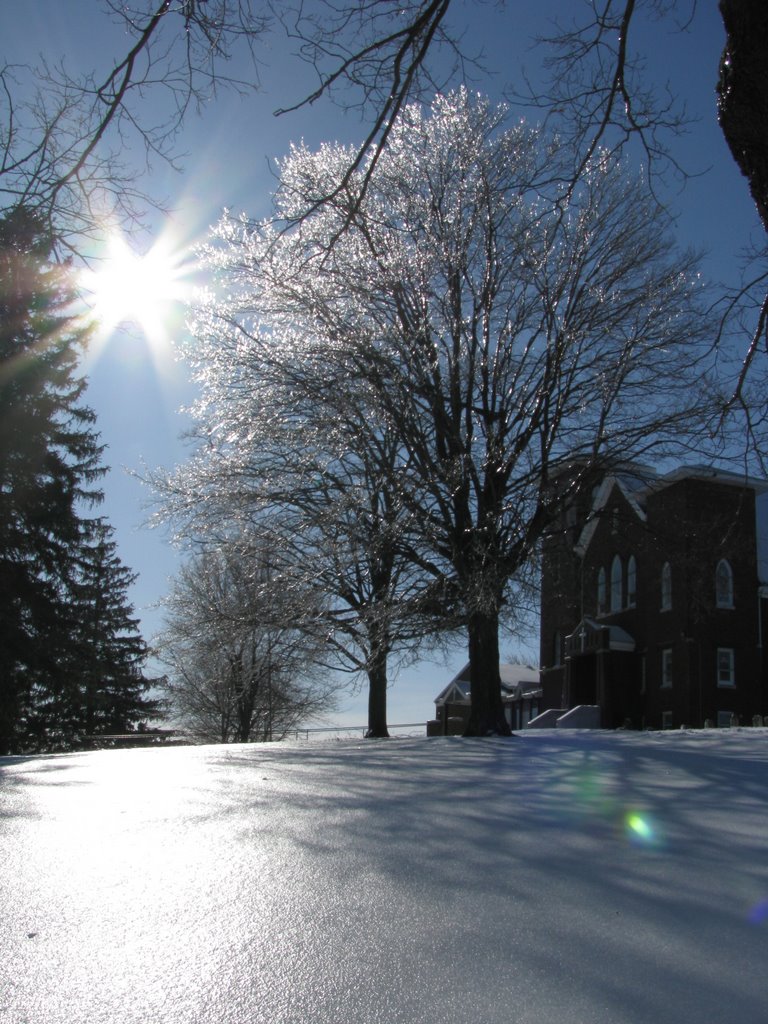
[539, 465, 768, 729]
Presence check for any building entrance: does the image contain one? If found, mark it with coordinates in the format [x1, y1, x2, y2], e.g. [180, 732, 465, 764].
[569, 654, 598, 707]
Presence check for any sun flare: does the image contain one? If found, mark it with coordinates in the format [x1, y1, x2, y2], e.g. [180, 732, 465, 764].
[81, 232, 191, 350]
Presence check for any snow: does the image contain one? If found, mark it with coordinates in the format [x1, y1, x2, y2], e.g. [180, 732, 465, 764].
[2, 729, 768, 1023]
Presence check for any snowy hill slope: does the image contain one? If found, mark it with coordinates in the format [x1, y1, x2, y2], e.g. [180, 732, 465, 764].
[2, 729, 767, 1023]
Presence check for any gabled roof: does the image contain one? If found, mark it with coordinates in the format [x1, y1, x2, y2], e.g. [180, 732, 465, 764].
[436, 679, 472, 705]
[434, 662, 540, 705]
[575, 464, 768, 583]
[568, 617, 636, 653]
[574, 473, 648, 558]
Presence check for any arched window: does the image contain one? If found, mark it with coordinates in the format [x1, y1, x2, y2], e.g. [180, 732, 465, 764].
[627, 555, 637, 608]
[661, 562, 672, 611]
[610, 555, 623, 612]
[597, 567, 607, 615]
[715, 559, 734, 609]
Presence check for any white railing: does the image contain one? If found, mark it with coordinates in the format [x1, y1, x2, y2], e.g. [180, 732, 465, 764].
[294, 722, 426, 740]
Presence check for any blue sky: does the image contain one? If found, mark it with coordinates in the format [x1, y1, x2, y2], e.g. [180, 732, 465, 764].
[2, 2, 762, 728]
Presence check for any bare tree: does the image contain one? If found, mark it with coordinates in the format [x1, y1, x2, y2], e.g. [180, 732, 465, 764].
[183, 89, 712, 735]
[1, 0, 458, 252]
[260, 436, 449, 738]
[526, 1, 766, 217]
[7, 3, 767, 376]
[527, 1, 768, 451]
[156, 536, 336, 742]
[526, 1, 692, 195]
[154, 341, 455, 737]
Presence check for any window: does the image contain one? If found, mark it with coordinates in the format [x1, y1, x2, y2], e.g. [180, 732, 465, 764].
[662, 711, 674, 730]
[660, 562, 672, 611]
[661, 648, 673, 688]
[717, 648, 735, 688]
[627, 555, 637, 608]
[717, 710, 735, 728]
[715, 559, 734, 609]
[597, 567, 606, 615]
[610, 555, 622, 612]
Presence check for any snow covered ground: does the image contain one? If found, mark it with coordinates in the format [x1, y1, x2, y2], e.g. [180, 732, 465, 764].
[2, 729, 767, 1024]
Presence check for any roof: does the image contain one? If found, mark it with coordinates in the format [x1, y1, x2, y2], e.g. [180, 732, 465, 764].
[434, 662, 540, 705]
[651, 464, 768, 495]
[568, 617, 636, 654]
[575, 473, 648, 558]
[575, 464, 768, 575]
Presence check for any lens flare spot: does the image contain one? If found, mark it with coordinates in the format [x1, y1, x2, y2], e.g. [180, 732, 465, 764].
[748, 899, 768, 925]
[625, 812, 656, 845]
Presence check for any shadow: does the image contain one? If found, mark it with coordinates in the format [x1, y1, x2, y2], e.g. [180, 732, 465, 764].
[3, 732, 768, 1022]
[202, 732, 768, 1021]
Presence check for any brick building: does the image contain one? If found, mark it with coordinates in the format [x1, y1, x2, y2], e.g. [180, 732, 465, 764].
[539, 465, 768, 729]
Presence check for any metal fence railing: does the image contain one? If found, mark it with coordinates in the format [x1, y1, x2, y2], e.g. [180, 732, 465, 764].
[294, 723, 426, 741]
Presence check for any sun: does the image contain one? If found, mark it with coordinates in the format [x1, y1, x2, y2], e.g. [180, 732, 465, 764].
[81, 232, 191, 349]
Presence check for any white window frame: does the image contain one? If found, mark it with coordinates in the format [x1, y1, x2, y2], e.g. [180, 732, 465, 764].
[717, 647, 736, 688]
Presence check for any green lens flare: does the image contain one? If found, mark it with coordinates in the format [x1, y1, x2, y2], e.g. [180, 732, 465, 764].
[625, 812, 654, 843]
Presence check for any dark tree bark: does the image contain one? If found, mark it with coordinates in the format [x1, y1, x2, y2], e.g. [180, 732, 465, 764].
[365, 650, 390, 739]
[464, 609, 512, 737]
[718, 0, 768, 234]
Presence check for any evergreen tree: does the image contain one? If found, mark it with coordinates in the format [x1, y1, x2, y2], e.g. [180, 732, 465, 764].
[0, 207, 153, 753]
[68, 517, 156, 739]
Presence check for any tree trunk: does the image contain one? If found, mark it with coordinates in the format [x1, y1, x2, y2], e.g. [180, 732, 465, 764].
[718, 0, 768, 233]
[365, 650, 390, 738]
[232, 654, 254, 743]
[464, 608, 512, 737]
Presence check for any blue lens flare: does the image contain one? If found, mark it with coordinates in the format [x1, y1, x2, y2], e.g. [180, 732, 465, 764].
[748, 899, 768, 925]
